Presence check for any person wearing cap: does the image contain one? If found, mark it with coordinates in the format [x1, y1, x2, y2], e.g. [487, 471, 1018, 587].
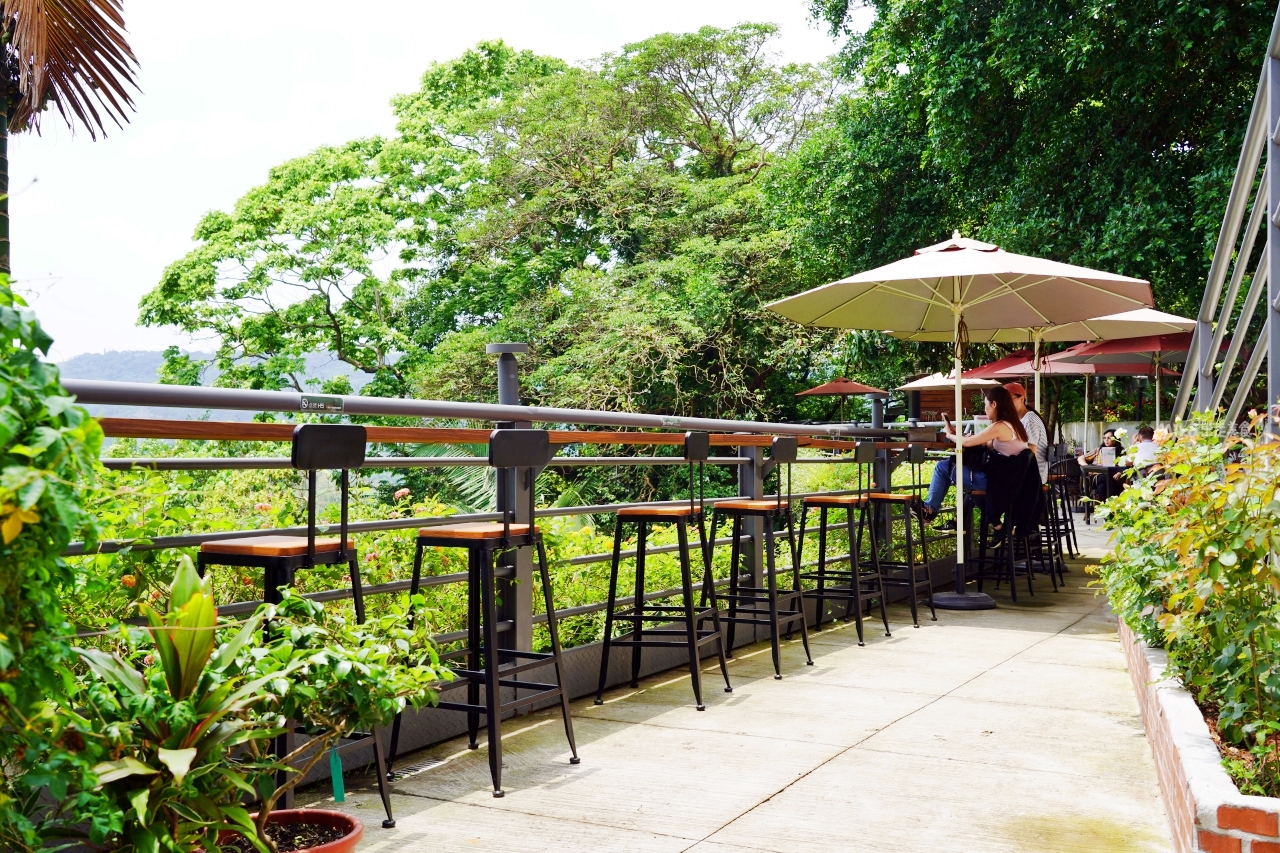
[1003, 382, 1048, 486]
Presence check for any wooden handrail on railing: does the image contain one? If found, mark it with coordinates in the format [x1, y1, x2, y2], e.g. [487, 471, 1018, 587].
[97, 418, 941, 451]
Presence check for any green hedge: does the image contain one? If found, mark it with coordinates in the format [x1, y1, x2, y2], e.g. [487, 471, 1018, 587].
[1096, 414, 1280, 796]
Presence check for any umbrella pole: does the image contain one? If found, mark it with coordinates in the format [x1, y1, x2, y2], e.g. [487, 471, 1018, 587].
[1084, 374, 1090, 446]
[934, 304, 995, 610]
[1156, 363, 1161, 426]
[953, 314, 964, 592]
[1034, 334, 1041, 410]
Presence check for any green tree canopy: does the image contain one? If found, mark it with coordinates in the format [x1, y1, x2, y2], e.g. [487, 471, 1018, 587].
[793, 0, 1274, 314]
[141, 27, 852, 421]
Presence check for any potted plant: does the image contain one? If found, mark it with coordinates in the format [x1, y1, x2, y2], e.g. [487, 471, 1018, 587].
[229, 587, 449, 852]
[76, 556, 448, 853]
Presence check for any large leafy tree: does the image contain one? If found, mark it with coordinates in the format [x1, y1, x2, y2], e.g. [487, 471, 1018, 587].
[143, 26, 846, 419]
[768, 0, 1275, 424]
[0, 0, 138, 272]
[794, 0, 1273, 314]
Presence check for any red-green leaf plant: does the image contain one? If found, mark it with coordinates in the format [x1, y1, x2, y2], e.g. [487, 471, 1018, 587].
[1098, 411, 1280, 796]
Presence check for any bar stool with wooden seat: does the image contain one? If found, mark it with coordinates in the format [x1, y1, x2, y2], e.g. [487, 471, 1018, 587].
[197, 424, 397, 827]
[796, 440, 891, 645]
[387, 428, 578, 798]
[866, 443, 936, 628]
[594, 432, 732, 710]
[710, 436, 813, 679]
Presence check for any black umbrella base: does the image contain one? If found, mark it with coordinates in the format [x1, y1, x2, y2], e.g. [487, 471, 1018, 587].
[934, 591, 997, 610]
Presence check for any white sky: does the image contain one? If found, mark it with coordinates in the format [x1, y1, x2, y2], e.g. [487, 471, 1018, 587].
[14, 0, 867, 361]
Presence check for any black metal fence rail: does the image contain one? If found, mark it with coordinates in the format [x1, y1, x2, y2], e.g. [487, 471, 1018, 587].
[65, 379, 932, 652]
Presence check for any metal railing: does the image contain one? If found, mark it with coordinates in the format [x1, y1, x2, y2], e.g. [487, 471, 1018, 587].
[67, 377, 933, 649]
[1174, 3, 1280, 426]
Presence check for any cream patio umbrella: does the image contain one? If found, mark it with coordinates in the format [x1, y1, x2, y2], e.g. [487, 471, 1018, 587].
[892, 308, 1195, 409]
[766, 232, 1152, 610]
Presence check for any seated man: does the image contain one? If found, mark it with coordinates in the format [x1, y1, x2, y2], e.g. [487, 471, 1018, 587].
[1130, 425, 1158, 468]
[1114, 425, 1159, 485]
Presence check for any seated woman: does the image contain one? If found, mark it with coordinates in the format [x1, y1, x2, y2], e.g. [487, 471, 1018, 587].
[1081, 429, 1126, 500]
[918, 385, 1030, 523]
[1081, 429, 1124, 464]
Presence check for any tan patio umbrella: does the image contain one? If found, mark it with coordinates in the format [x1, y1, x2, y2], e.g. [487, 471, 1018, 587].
[895, 370, 1001, 391]
[766, 232, 1152, 610]
[891, 308, 1194, 409]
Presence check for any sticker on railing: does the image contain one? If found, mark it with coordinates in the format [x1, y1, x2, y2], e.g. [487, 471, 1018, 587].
[300, 395, 344, 413]
[661, 416, 681, 427]
[825, 427, 843, 436]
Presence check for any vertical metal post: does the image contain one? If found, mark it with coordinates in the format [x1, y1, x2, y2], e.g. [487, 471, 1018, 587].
[1269, 54, 1280, 432]
[737, 443, 765, 635]
[870, 396, 885, 428]
[487, 343, 534, 656]
[1196, 317, 1216, 413]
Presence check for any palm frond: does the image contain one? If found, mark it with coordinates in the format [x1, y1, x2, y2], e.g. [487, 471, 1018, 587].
[3, 0, 139, 137]
[410, 442, 496, 513]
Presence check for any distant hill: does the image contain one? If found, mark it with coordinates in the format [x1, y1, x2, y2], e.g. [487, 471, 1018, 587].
[57, 350, 372, 421]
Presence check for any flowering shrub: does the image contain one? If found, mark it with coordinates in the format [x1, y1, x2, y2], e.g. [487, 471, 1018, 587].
[1097, 412, 1280, 795]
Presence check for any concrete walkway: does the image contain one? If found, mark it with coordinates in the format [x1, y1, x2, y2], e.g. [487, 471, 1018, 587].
[317, 519, 1172, 853]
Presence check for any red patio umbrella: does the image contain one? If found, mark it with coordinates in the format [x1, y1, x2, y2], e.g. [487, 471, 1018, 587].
[1049, 335, 1211, 424]
[994, 354, 1177, 437]
[963, 350, 1033, 380]
[797, 377, 888, 422]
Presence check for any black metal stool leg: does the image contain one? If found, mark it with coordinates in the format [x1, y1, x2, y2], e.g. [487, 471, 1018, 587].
[846, 506, 866, 645]
[900, 505, 920, 628]
[630, 520, 648, 689]
[386, 542, 426, 777]
[595, 517, 625, 705]
[725, 513, 740, 655]
[467, 548, 482, 750]
[786, 505, 812, 665]
[479, 550, 504, 797]
[698, 513, 732, 694]
[676, 519, 706, 710]
[812, 506, 828, 627]
[535, 538, 579, 764]
[912, 507, 936, 622]
[859, 499, 890, 635]
[764, 522, 783, 679]
[350, 556, 366, 624]
[371, 725, 396, 828]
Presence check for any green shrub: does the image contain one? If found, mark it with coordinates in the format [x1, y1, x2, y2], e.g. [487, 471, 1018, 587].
[1097, 412, 1280, 796]
[0, 278, 112, 850]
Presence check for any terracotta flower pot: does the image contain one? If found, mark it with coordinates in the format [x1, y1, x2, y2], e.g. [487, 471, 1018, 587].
[219, 809, 364, 853]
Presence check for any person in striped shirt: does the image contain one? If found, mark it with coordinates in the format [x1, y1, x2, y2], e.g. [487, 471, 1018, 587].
[1003, 382, 1048, 486]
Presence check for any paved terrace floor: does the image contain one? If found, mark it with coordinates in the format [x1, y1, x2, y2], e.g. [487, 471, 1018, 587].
[314, 521, 1172, 853]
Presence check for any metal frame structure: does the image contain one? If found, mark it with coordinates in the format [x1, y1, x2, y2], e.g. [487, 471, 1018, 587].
[1174, 4, 1280, 426]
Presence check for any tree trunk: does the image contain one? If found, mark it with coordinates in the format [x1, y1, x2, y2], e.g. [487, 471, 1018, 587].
[0, 102, 10, 276]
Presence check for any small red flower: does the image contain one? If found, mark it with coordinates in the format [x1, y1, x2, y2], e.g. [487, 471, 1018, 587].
[120, 575, 137, 589]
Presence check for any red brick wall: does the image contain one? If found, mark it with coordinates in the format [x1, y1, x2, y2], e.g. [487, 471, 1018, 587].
[1120, 621, 1280, 852]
